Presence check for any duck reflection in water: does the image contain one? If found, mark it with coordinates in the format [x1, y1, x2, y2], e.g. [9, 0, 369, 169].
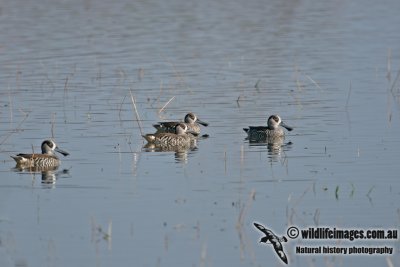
[12, 165, 70, 186]
[249, 138, 293, 162]
[143, 142, 198, 163]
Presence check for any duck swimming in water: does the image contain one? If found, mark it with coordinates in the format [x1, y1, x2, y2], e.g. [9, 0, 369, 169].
[243, 115, 293, 141]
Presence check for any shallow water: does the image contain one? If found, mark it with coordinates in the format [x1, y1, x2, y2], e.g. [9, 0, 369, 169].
[0, 0, 400, 266]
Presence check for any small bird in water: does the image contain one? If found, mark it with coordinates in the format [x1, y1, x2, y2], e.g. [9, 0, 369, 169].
[254, 222, 288, 264]
[11, 140, 69, 168]
[243, 115, 293, 141]
[153, 112, 208, 136]
[143, 123, 196, 146]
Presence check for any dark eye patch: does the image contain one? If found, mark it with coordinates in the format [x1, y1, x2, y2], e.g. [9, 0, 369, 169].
[43, 140, 54, 148]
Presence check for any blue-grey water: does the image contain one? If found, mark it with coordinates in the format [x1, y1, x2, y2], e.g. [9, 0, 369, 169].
[1, 0, 399, 266]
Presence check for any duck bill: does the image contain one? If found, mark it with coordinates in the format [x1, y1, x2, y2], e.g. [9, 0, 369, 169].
[196, 118, 209, 127]
[280, 122, 293, 132]
[55, 147, 69, 156]
[186, 130, 198, 136]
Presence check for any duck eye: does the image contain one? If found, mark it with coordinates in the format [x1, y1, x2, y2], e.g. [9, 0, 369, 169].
[43, 140, 52, 148]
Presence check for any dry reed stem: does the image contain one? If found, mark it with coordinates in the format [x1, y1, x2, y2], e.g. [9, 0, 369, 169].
[295, 66, 304, 91]
[97, 63, 102, 85]
[236, 95, 243, 107]
[107, 220, 112, 251]
[240, 144, 244, 166]
[224, 147, 227, 175]
[289, 91, 303, 110]
[313, 208, 320, 225]
[64, 76, 69, 92]
[345, 81, 352, 109]
[286, 201, 291, 225]
[164, 234, 169, 251]
[158, 96, 175, 114]
[154, 80, 164, 107]
[235, 190, 257, 262]
[40, 62, 56, 91]
[90, 217, 112, 248]
[0, 109, 30, 145]
[16, 66, 21, 90]
[138, 68, 145, 81]
[387, 49, 392, 81]
[200, 243, 207, 267]
[236, 189, 256, 228]
[51, 113, 56, 139]
[390, 69, 400, 93]
[118, 95, 127, 121]
[163, 57, 193, 93]
[8, 87, 13, 124]
[254, 79, 261, 90]
[386, 256, 394, 267]
[305, 75, 322, 90]
[129, 90, 144, 137]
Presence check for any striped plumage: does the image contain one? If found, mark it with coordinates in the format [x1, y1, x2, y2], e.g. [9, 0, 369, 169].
[143, 123, 195, 146]
[153, 112, 208, 136]
[11, 140, 69, 168]
[143, 141, 196, 152]
[244, 115, 293, 141]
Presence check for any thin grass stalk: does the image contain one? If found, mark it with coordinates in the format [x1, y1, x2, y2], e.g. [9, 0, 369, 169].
[0, 109, 30, 145]
[158, 96, 175, 114]
[129, 90, 144, 137]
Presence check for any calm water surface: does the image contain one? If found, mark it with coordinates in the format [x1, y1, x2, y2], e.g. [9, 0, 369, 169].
[0, 0, 399, 266]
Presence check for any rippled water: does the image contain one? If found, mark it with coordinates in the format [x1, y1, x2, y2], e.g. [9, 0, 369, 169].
[1, 0, 400, 266]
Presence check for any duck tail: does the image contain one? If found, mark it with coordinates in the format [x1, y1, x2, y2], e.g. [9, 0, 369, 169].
[153, 124, 161, 130]
[142, 134, 155, 143]
[10, 155, 26, 163]
[10, 155, 19, 162]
